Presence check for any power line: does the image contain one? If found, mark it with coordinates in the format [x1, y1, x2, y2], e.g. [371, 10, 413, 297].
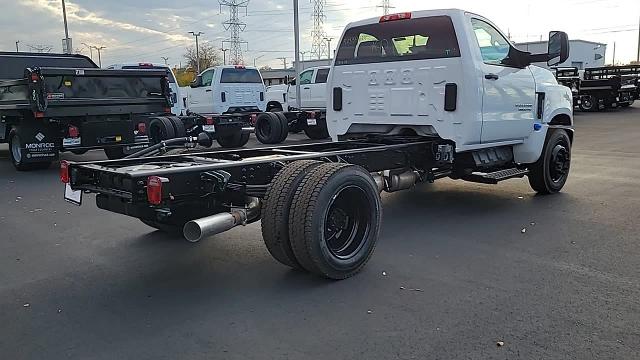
[311, 0, 328, 59]
[378, 0, 393, 15]
[220, 0, 250, 65]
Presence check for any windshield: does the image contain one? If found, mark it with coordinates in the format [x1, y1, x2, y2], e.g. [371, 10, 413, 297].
[335, 16, 460, 66]
[220, 68, 262, 83]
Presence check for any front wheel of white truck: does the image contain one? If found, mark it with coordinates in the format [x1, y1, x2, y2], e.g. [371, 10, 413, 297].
[528, 129, 572, 194]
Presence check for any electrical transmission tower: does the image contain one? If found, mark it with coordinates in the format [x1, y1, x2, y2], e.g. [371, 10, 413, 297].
[310, 0, 328, 59]
[379, 0, 394, 15]
[219, 0, 249, 65]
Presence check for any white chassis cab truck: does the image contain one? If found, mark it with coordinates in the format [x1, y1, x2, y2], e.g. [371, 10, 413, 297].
[62, 9, 573, 280]
[262, 66, 332, 141]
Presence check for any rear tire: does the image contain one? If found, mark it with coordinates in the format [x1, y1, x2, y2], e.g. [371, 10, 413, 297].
[166, 116, 186, 137]
[9, 128, 52, 171]
[149, 117, 176, 145]
[274, 112, 289, 143]
[288, 163, 382, 279]
[104, 147, 125, 160]
[261, 160, 324, 269]
[216, 131, 250, 148]
[528, 129, 572, 194]
[267, 103, 283, 112]
[255, 113, 284, 144]
[578, 96, 596, 112]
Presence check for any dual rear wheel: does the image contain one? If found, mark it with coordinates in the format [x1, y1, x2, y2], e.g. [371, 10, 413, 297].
[261, 161, 382, 279]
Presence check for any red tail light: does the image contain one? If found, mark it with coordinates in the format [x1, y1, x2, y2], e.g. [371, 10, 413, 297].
[205, 117, 215, 125]
[163, 107, 172, 114]
[147, 176, 169, 205]
[60, 160, 70, 184]
[250, 113, 257, 125]
[235, 65, 246, 69]
[380, 12, 411, 23]
[307, 111, 316, 119]
[35, 112, 45, 118]
[68, 125, 80, 138]
[137, 122, 146, 135]
[30, 73, 39, 82]
[138, 63, 153, 68]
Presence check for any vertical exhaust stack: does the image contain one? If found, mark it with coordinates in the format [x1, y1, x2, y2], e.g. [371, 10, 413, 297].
[182, 197, 261, 242]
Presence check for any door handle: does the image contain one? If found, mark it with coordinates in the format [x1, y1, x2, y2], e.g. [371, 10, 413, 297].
[205, 89, 212, 92]
[303, 87, 310, 90]
[485, 73, 499, 80]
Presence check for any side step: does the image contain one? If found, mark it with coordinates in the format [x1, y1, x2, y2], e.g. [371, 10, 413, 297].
[462, 168, 529, 185]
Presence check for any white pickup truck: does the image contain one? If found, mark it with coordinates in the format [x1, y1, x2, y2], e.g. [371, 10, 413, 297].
[265, 66, 330, 111]
[187, 65, 267, 114]
[63, 9, 574, 280]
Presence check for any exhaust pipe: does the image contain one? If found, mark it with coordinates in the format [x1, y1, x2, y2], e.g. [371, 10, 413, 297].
[183, 197, 261, 243]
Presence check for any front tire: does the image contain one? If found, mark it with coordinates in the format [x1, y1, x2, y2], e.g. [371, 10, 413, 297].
[255, 113, 284, 144]
[578, 96, 596, 112]
[528, 129, 572, 194]
[288, 163, 382, 279]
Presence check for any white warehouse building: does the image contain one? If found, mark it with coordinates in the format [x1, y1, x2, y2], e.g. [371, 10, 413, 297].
[515, 39, 607, 69]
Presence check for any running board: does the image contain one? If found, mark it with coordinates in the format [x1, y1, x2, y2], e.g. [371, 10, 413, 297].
[463, 168, 529, 184]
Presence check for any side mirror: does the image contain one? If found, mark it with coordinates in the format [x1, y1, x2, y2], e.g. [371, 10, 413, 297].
[190, 75, 203, 88]
[547, 31, 569, 67]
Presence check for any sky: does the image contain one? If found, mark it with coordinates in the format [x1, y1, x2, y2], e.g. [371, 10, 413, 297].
[1, 0, 639, 69]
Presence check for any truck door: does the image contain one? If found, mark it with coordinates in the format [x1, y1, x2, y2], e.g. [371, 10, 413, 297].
[188, 69, 215, 114]
[471, 18, 536, 143]
[310, 68, 329, 109]
[289, 69, 314, 109]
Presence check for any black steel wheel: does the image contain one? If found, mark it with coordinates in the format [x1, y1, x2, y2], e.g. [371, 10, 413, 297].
[528, 129, 572, 194]
[288, 163, 382, 279]
[304, 124, 329, 140]
[255, 113, 283, 144]
[149, 117, 176, 145]
[579, 96, 596, 112]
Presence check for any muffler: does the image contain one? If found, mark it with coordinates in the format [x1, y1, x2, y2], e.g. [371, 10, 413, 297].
[372, 170, 420, 193]
[183, 197, 261, 242]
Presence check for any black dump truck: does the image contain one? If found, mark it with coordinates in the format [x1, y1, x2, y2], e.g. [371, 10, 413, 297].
[0, 52, 254, 171]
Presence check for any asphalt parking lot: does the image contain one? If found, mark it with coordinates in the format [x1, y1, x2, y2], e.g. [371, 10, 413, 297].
[1, 105, 639, 359]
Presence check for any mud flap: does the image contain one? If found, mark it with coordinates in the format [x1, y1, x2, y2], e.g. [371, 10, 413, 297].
[18, 122, 59, 163]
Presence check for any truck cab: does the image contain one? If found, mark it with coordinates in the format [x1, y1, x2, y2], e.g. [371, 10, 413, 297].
[328, 9, 573, 165]
[187, 65, 266, 115]
[265, 66, 330, 111]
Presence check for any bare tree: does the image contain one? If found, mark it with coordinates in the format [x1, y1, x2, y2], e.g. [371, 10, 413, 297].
[184, 44, 222, 73]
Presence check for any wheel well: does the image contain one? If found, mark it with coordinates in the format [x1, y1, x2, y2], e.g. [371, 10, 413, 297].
[549, 114, 571, 126]
[266, 101, 283, 110]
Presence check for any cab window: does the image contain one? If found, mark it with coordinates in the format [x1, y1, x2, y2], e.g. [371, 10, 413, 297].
[335, 16, 460, 65]
[299, 70, 313, 85]
[201, 69, 214, 87]
[471, 19, 511, 64]
[314, 68, 330, 83]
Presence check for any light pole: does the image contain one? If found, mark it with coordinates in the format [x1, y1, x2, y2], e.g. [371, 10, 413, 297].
[323, 37, 333, 60]
[15, 41, 19, 52]
[300, 51, 307, 62]
[82, 42, 93, 60]
[61, 0, 71, 54]
[293, 0, 301, 109]
[189, 31, 203, 73]
[221, 48, 229, 65]
[277, 57, 288, 69]
[93, 46, 105, 67]
[254, 54, 265, 67]
[161, 56, 169, 65]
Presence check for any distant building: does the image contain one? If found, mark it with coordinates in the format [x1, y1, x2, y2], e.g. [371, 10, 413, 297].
[515, 39, 606, 69]
[261, 68, 295, 86]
